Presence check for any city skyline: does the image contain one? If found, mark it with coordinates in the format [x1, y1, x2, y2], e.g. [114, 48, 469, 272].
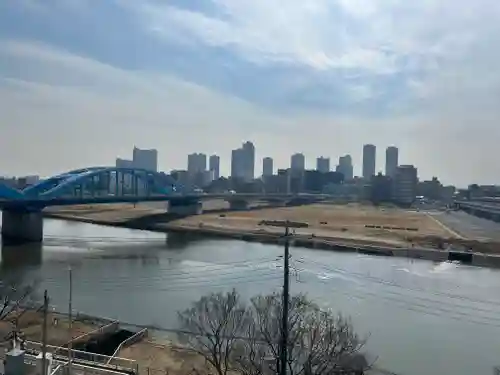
[2, 1, 500, 187]
[2, 142, 440, 183]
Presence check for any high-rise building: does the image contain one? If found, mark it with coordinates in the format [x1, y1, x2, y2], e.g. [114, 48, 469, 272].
[133, 147, 158, 172]
[385, 146, 399, 178]
[362, 144, 376, 179]
[316, 157, 330, 173]
[187, 153, 207, 175]
[209, 155, 220, 180]
[231, 148, 244, 179]
[291, 153, 305, 172]
[187, 153, 208, 187]
[231, 142, 255, 182]
[336, 155, 353, 180]
[242, 141, 255, 182]
[262, 157, 273, 177]
[393, 165, 418, 205]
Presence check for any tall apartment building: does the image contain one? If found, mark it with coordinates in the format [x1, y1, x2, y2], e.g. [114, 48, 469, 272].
[316, 157, 330, 173]
[385, 146, 399, 178]
[336, 155, 353, 181]
[362, 144, 376, 179]
[187, 153, 207, 175]
[393, 165, 418, 205]
[209, 154, 220, 180]
[291, 153, 306, 172]
[262, 157, 273, 177]
[231, 148, 244, 179]
[133, 147, 158, 172]
[231, 141, 255, 182]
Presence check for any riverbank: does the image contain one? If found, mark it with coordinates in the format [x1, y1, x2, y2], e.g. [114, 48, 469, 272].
[42, 203, 500, 268]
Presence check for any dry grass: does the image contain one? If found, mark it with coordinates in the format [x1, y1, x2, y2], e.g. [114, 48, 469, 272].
[119, 339, 207, 375]
[173, 203, 459, 246]
[0, 310, 101, 347]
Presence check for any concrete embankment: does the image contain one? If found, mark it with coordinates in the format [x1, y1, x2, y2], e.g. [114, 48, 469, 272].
[42, 211, 500, 268]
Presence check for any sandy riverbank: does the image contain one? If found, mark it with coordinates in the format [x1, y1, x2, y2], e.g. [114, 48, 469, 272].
[45, 202, 453, 245]
[42, 202, 500, 266]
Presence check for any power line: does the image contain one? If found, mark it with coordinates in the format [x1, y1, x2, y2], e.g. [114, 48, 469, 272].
[41, 266, 282, 289]
[294, 265, 500, 329]
[300, 257, 500, 308]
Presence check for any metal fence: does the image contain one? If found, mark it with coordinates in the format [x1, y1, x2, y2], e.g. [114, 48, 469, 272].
[24, 341, 138, 374]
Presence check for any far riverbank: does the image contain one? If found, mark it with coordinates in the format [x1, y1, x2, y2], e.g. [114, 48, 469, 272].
[42, 209, 500, 269]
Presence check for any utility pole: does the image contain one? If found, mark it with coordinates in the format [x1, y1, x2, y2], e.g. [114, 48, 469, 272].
[263, 219, 302, 375]
[68, 267, 73, 375]
[280, 223, 290, 375]
[42, 290, 49, 375]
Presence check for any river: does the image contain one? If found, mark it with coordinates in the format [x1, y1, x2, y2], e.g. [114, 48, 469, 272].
[1, 216, 500, 375]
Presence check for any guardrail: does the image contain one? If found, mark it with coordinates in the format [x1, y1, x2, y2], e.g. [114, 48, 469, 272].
[21, 352, 131, 375]
[107, 328, 148, 365]
[52, 320, 120, 358]
[24, 341, 137, 373]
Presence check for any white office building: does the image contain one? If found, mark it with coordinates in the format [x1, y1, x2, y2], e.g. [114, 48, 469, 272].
[133, 147, 158, 172]
[262, 157, 274, 177]
[291, 153, 305, 172]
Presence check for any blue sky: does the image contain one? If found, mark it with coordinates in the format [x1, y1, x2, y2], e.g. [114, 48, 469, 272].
[1, 0, 500, 186]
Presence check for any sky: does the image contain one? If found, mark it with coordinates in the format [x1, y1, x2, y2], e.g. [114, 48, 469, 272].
[1, 0, 500, 187]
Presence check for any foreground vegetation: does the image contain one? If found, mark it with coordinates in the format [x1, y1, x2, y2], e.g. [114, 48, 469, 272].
[177, 290, 371, 375]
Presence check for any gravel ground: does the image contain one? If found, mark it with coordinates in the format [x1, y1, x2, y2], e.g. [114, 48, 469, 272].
[429, 210, 500, 242]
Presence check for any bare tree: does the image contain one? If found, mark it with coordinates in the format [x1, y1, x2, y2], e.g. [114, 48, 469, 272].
[178, 290, 371, 375]
[234, 292, 369, 375]
[177, 289, 249, 375]
[0, 274, 40, 344]
[0, 274, 39, 322]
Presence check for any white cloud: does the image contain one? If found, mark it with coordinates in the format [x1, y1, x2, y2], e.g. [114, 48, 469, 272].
[0, 40, 432, 182]
[0, 40, 295, 175]
[126, 0, 500, 77]
[4, 0, 500, 187]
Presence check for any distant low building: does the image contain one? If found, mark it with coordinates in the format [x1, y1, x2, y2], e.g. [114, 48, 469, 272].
[303, 170, 344, 193]
[417, 177, 442, 200]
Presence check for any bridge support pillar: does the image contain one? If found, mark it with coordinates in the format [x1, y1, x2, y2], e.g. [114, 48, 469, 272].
[228, 200, 249, 211]
[168, 200, 202, 216]
[1, 210, 44, 244]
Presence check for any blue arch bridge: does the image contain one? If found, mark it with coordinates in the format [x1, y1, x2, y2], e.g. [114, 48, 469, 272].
[0, 166, 322, 244]
[0, 166, 206, 243]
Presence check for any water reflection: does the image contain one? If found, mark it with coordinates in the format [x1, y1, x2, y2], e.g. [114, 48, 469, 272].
[0, 242, 42, 270]
[165, 232, 203, 250]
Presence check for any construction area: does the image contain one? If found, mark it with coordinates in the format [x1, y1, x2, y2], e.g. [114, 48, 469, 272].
[0, 311, 206, 375]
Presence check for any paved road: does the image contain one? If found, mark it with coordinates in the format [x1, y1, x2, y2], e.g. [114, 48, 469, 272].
[429, 210, 500, 241]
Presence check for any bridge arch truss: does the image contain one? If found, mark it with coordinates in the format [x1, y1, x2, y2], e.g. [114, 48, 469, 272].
[0, 167, 184, 200]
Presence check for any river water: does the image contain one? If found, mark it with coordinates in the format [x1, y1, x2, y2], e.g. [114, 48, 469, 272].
[1, 216, 500, 375]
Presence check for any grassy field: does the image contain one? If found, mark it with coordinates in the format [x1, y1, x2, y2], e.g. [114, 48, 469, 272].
[174, 203, 459, 247]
